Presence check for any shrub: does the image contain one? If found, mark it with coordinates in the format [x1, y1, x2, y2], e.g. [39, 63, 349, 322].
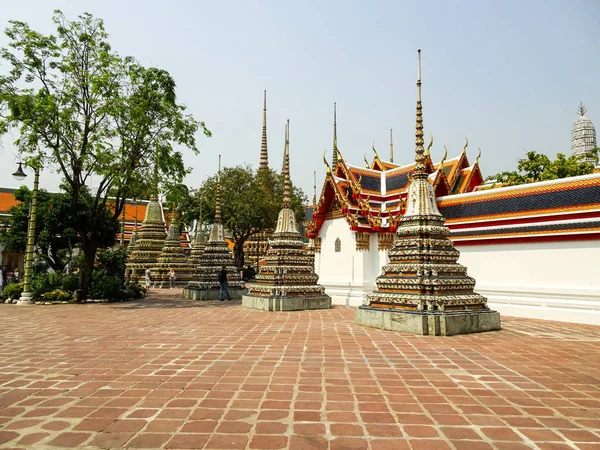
[3, 283, 23, 300]
[61, 274, 79, 291]
[30, 271, 62, 299]
[90, 272, 122, 300]
[41, 289, 73, 302]
[96, 247, 128, 281]
[125, 281, 145, 299]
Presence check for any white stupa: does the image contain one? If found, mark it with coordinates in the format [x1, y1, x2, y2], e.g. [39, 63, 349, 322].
[571, 103, 597, 164]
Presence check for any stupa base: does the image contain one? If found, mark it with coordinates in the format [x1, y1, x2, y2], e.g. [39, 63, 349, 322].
[182, 287, 244, 301]
[356, 306, 501, 336]
[242, 294, 331, 311]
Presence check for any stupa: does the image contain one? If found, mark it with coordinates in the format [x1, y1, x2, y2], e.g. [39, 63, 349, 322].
[243, 121, 331, 311]
[125, 188, 167, 283]
[571, 103, 597, 164]
[355, 50, 500, 336]
[189, 210, 208, 267]
[150, 223, 195, 288]
[183, 157, 244, 300]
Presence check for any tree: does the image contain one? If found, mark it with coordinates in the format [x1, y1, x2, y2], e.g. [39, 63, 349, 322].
[0, 11, 209, 296]
[487, 149, 598, 186]
[184, 166, 308, 267]
[0, 186, 78, 272]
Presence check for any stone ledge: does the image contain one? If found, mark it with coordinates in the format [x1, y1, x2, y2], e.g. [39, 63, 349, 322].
[242, 294, 332, 311]
[355, 306, 501, 336]
[183, 287, 245, 301]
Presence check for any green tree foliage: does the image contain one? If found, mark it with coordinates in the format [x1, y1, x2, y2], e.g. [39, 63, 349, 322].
[487, 149, 599, 186]
[0, 11, 209, 295]
[181, 166, 308, 267]
[0, 186, 78, 271]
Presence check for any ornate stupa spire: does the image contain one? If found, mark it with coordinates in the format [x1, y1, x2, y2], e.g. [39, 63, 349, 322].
[215, 155, 222, 224]
[184, 155, 244, 300]
[389, 128, 394, 163]
[259, 90, 269, 171]
[281, 121, 289, 174]
[243, 120, 331, 311]
[282, 120, 291, 208]
[356, 49, 500, 336]
[332, 103, 338, 170]
[413, 49, 427, 180]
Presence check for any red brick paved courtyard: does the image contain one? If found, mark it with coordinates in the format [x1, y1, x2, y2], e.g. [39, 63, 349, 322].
[0, 289, 599, 449]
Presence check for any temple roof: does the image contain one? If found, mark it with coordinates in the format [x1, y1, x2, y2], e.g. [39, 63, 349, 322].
[307, 145, 482, 237]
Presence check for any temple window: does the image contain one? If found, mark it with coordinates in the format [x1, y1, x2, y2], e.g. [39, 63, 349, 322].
[335, 238, 341, 252]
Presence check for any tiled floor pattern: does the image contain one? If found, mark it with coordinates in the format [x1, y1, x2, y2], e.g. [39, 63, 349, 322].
[0, 289, 599, 449]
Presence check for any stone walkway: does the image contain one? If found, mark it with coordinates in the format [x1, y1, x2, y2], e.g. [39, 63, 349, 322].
[0, 289, 599, 450]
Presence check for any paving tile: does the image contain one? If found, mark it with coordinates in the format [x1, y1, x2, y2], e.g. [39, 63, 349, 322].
[165, 433, 210, 449]
[0, 431, 19, 446]
[47, 432, 91, 447]
[248, 435, 289, 449]
[126, 433, 171, 448]
[205, 433, 248, 449]
[89, 431, 136, 448]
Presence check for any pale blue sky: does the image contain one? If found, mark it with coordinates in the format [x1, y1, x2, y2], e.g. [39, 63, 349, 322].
[1, 0, 599, 199]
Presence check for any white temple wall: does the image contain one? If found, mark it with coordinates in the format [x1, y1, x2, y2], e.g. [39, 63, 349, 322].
[315, 219, 600, 324]
[316, 218, 389, 307]
[456, 240, 600, 326]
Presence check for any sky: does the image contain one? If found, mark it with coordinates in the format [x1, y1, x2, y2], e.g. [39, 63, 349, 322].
[0, 0, 599, 200]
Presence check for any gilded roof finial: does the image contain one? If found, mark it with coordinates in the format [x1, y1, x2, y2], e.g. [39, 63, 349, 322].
[364, 153, 370, 168]
[322, 150, 331, 173]
[426, 132, 434, 157]
[215, 155, 222, 224]
[413, 49, 427, 179]
[440, 145, 448, 170]
[336, 144, 343, 161]
[282, 120, 292, 209]
[332, 102, 338, 170]
[578, 102, 588, 117]
[372, 142, 379, 160]
[259, 90, 269, 171]
[313, 171, 317, 207]
[462, 137, 469, 155]
[475, 148, 482, 165]
[390, 129, 394, 163]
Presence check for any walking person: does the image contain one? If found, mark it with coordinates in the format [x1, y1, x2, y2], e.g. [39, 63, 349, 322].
[145, 268, 152, 292]
[169, 268, 176, 289]
[218, 266, 231, 301]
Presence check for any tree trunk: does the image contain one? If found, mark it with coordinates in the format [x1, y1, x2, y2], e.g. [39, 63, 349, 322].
[233, 238, 247, 269]
[79, 240, 98, 300]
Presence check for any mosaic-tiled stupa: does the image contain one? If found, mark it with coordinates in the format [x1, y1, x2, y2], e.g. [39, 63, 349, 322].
[188, 212, 208, 267]
[356, 50, 500, 336]
[183, 158, 244, 300]
[150, 224, 195, 288]
[243, 121, 331, 311]
[125, 194, 167, 283]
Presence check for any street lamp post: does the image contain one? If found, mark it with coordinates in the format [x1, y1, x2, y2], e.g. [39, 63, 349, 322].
[12, 162, 40, 305]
